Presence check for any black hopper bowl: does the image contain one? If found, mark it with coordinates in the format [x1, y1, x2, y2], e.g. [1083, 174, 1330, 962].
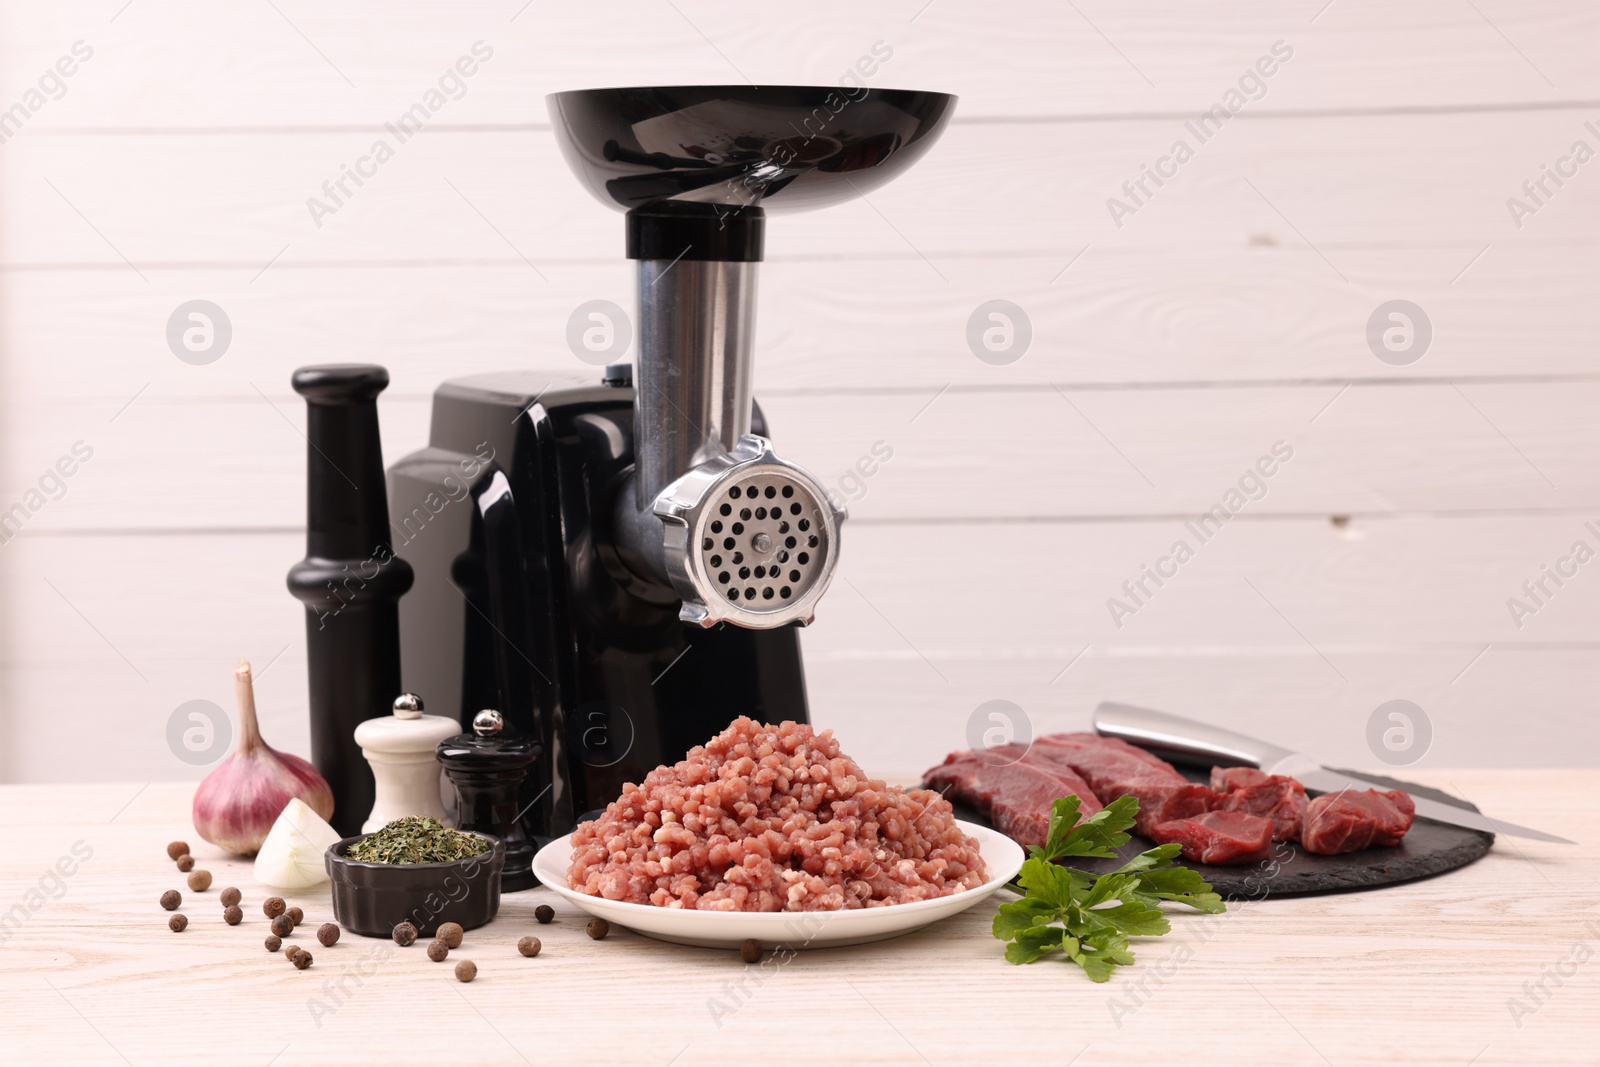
[546, 85, 957, 214]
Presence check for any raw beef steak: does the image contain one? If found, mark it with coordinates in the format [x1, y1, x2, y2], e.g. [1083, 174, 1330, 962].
[922, 748, 1101, 847]
[922, 732, 1417, 861]
[1026, 734, 1212, 837]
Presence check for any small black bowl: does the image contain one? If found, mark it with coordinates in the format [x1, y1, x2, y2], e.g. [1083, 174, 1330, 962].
[325, 833, 505, 939]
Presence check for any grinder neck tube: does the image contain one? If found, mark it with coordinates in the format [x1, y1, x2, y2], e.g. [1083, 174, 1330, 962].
[628, 204, 765, 511]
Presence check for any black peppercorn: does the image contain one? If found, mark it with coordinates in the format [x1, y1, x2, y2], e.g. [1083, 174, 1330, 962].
[392, 921, 418, 947]
[263, 896, 286, 919]
[166, 841, 189, 860]
[224, 905, 243, 926]
[534, 904, 554, 924]
[271, 914, 294, 938]
[454, 959, 476, 982]
[175, 855, 195, 873]
[740, 939, 761, 964]
[427, 939, 449, 962]
[585, 918, 609, 941]
[517, 936, 541, 957]
[219, 887, 241, 908]
[437, 921, 464, 949]
[266, 935, 282, 952]
[168, 914, 188, 933]
[160, 890, 181, 911]
[293, 950, 313, 970]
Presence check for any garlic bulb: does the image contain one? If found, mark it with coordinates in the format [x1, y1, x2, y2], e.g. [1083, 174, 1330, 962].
[254, 797, 342, 889]
[192, 660, 335, 856]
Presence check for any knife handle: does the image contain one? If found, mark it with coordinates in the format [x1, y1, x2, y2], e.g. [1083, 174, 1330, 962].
[1092, 702, 1298, 770]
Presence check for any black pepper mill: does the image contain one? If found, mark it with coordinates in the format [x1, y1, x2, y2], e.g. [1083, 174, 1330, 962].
[286, 365, 414, 837]
[438, 710, 541, 891]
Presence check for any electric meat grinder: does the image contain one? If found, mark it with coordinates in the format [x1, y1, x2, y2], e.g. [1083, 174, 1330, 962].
[386, 85, 955, 841]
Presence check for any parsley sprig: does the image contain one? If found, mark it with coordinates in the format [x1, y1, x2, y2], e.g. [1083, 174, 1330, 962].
[992, 795, 1225, 982]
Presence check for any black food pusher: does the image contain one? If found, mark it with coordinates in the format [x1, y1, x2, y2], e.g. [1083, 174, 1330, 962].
[286, 364, 413, 837]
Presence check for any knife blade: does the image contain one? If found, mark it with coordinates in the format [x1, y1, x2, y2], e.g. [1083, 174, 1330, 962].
[1092, 701, 1574, 845]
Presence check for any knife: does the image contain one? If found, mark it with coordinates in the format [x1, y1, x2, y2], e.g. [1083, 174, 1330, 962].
[1092, 701, 1574, 845]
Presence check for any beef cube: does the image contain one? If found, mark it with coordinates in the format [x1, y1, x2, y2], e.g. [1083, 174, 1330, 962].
[1213, 775, 1308, 842]
[1151, 811, 1273, 866]
[1210, 765, 1271, 793]
[1300, 789, 1416, 855]
[1100, 777, 1214, 837]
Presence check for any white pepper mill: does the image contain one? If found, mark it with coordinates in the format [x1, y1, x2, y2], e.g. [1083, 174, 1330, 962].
[352, 694, 460, 833]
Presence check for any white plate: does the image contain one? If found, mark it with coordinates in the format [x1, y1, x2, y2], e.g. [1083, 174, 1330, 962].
[531, 820, 1023, 950]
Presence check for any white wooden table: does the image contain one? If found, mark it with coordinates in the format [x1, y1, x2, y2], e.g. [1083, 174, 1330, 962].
[1, 773, 1594, 1067]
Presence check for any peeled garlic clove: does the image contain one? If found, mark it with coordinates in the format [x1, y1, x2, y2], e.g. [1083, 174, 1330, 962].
[254, 797, 342, 889]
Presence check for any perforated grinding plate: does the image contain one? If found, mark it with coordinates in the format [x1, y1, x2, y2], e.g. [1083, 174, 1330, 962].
[696, 471, 829, 612]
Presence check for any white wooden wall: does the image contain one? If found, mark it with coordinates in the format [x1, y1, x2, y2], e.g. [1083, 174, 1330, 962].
[2, 1, 1597, 784]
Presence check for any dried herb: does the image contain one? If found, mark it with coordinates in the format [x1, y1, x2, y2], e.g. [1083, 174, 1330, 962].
[347, 817, 490, 865]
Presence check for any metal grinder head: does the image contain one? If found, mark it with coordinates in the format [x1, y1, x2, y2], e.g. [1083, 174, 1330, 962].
[655, 435, 844, 628]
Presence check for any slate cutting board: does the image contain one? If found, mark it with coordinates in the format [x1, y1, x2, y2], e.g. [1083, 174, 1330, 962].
[953, 766, 1493, 899]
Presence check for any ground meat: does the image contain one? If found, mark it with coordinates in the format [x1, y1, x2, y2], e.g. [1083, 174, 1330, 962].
[567, 718, 990, 911]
